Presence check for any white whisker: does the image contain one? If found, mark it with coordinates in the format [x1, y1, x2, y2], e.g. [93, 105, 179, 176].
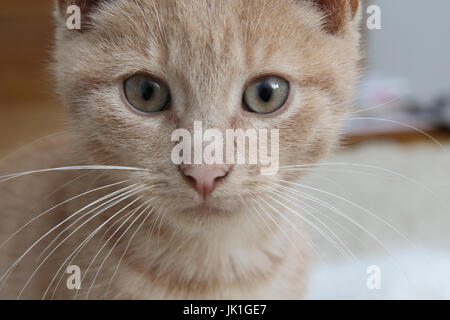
[16, 186, 147, 299]
[262, 192, 353, 260]
[45, 171, 94, 200]
[0, 183, 140, 290]
[0, 165, 148, 183]
[272, 182, 414, 283]
[248, 201, 273, 238]
[252, 199, 320, 257]
[36, 183, 145, 263]
[279, 179, 409, 242]
[0, 180, 133, 252]
[345, 94, 405, 115]
[263, 186, 356, 260]
[279, 162, 439, 200]
[279, 167, 392, 181]
[85, 200, 155, 299]
[43, 195, 146, 300]
[345, 117, 447, 151]
[72, 198, 155, 299]
[256, 198, 301, 252]
[104, 205, 156, 298]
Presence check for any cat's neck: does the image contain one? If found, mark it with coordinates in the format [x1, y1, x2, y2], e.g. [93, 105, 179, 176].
[107, 204, 308, 299]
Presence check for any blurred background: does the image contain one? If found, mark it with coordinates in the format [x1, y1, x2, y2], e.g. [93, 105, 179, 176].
[0, 1, 63, 158]
[345, 0, 450, 142]
[0, 0, 449, 299]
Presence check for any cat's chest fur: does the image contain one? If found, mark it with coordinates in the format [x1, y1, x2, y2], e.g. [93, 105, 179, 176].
[0, 134, 308, 299]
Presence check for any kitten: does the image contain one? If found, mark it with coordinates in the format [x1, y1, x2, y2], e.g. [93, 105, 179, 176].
[0, 0, 360, 299]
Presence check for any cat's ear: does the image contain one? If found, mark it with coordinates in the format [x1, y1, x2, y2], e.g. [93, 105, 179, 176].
[309, 0, 359, 34]
[55, 0, 103, 30]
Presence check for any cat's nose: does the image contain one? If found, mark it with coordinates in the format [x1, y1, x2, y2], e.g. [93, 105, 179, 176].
[181, 165, 229, 199]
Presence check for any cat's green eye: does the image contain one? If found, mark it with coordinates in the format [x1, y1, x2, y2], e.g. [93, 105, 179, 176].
[243, 76, 289, 114]
[123, 74, 170, 113]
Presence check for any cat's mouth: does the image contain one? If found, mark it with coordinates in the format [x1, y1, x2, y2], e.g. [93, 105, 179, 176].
[182, 201, 231, 215]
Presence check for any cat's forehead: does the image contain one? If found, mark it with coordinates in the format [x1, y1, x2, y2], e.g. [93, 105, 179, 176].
[91, 0, 319, 60]
[86, 0, 321, 85]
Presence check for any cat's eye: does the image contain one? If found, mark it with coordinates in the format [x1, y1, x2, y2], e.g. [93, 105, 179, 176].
[123, 74, 170, 113]
[243, 76, 289, 114]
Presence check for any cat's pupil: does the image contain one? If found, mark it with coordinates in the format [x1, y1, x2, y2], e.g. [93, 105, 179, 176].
[140, 81, 155, 101]
[258, 81, 275, 103]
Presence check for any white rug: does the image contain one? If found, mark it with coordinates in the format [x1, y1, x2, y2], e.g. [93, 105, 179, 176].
[302, 141, 450, 299]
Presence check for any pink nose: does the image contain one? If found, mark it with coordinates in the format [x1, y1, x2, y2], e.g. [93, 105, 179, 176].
[182, 165, 229, 199]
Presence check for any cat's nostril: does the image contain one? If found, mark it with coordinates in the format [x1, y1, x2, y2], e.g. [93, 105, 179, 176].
[181, 165, 229, 199]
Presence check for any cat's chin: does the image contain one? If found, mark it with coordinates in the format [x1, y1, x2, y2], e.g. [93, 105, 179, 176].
[154, 190, 241, 217]
[181, 202, 232, 216]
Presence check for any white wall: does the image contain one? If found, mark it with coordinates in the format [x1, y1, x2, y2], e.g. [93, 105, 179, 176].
[365, 0, 450, 104]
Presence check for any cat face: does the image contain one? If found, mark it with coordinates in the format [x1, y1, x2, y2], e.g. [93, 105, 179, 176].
[54, 0, 360, 221]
